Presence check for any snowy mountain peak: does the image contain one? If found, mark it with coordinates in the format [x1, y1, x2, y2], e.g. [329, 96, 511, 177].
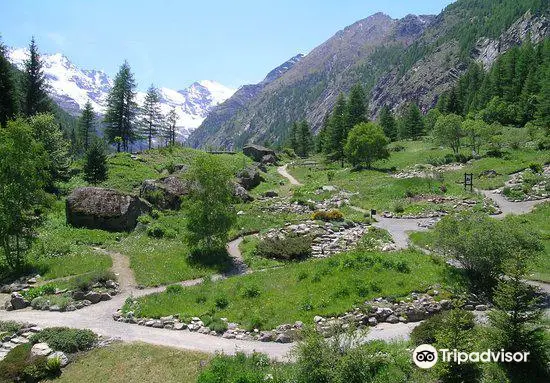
[7, 47, 236, 140]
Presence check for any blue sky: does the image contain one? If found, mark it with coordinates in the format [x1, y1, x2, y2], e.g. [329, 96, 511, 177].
[1, 0, 453, 90]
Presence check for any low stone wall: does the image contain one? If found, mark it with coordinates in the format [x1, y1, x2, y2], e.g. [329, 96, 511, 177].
[114, 288, 489, 344]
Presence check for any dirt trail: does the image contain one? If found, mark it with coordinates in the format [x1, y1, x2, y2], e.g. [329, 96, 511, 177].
[277, 164, 303, 186]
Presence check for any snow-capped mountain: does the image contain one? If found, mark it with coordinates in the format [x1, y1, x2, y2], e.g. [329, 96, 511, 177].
[7, 48, 236, 140]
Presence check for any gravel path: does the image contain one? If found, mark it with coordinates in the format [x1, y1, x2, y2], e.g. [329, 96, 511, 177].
[479, 190, 548, 218]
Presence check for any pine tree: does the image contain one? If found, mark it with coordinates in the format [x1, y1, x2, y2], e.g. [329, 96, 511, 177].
[0, 38, 18, 128]
[22, 37, 50, 117]
[316, 112, 330, 153]
[297, 120, 313, 157]
[378, 105, 397, 140]
[537, 65, 550, 130]
[346, 84, 367, 129]
[141, 84, 161, 150]
[83, 139, 108, 184]
[78, 101, 95, 151]
[104, 61, 138, 152]
[164, 107, 177, 146]
[328, 93, 348, 166]
[289, 121, 299, 153]
[400, 103, 424, 139]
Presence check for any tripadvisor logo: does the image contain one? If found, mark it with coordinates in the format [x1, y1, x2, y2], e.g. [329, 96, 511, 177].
[412, 344, 530, 369]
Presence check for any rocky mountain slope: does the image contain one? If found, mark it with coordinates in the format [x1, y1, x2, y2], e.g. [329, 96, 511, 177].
[187, 54, 303, 148]
[8, 48, 235, 140]
[189, 0, 549, 149]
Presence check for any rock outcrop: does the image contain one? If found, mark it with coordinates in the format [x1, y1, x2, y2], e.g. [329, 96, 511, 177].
[140, 176, 189, 210]
[236, 166, 263, 190]
[242, 144, 277, 163]
[66, 187, 151, 232]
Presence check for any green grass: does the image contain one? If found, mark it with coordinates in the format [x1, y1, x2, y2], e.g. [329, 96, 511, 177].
[55, 342, 210, 383]
[26, 200, 116, 281]
[126, 249, 448, 330]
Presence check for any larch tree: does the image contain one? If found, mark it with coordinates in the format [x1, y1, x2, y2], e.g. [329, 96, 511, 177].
[164, 107, 177, 146]
[0, 38, 18, 128]
[346, 84, 367, 129]
[78, 101, 95, 151]
[104, 61, 138, 152]
[141, 84, 162, 150]
[22, 37, 50, 117]
[328, 93, 348, 166]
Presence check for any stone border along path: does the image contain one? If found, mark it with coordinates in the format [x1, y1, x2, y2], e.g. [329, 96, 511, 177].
[1, 163, 548, 361]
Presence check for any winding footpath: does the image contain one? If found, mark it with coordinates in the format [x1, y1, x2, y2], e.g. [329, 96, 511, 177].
[1, 164, 548, 361]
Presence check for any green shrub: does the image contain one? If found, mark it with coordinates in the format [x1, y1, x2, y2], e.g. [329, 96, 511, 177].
[30, 327, 97, 353]
[137, 214, 152, 225]
[410, 311, 448, 346]
[0, 320, 23, 334]
[147, 224, 177, 239]
[166, 284, 184, 294]
[255, 234, 312, 261]
[528, 162, 543, 174]
[392, 202, 405, 214]
[242, 285, 260, 299]
[73, 270, 116, 292]
[22, 284, 56, 300]
[326, 170, 335, 182]
[0, 344, 31, 382]
[215, 296, 229, 309]
[208, 318, 228, 333]
[312, 209, 344, 221]
[31, 296, 50, 310]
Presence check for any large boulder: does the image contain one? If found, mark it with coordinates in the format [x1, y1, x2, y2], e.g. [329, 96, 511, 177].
[140, 176, 189, 210]
[232, 182, 254, 203]
[243, 144, 277, 163]
[237, 166, 263, 190]
[66, 187, 151, 232]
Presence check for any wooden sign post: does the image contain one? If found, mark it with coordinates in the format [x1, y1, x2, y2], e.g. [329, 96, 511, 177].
[464, 173, 473, 192]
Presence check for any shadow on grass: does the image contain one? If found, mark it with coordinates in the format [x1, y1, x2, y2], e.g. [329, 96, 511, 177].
[187, 247, 234, 274]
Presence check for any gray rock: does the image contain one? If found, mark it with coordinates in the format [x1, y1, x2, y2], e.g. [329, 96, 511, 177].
[275, 333, 292, 343]
[31, 343, 52, 357]
[72, 291, 85, 300]
[386, 314, 399, 324]
[243, 144, 277, 162]
[261, 154, 277, 165]
[66, 187, 152, 232]
[140, 176, 189, 210]
[232, 182, 254, 202]
[173, 323, 186, 330]
[222, 331, 236, 339]
[100, 292, 112, 301]
[237, 166, 263, 190]
[475, 304, 488, 311]
[10, 292, 29, 310]
[259, 331, 274, 342]
[84, 291, 101, 304]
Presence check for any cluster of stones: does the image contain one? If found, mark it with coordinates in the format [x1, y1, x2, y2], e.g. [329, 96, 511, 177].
[392, 163, 465, 179]
[261, 220, 394, 257]
[314, 291, 489, 337]
[112, 311, 298, 344]
[258, 189, 357, 215]
[259, 197, 314, 214]
[382, 196, 500, 219]
[497, 165, 550, 202]
[3, 280, 119, 312]
[0, 324, 67, 366]
[0, 274, 40, 293]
